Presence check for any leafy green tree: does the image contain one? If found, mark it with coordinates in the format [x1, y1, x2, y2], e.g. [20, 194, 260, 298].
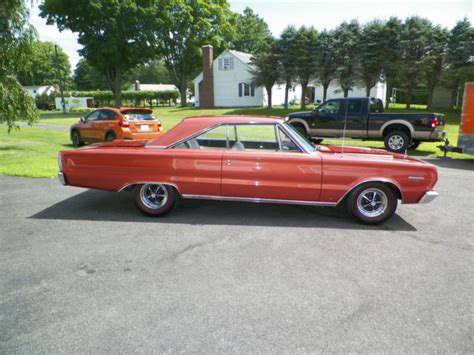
[333, 21, 361, 97]
[0, 0, 38, 130]
[125, 60, 172, 85]
[40, 0, 159, 107]
[231, 7, 272, 54]
[154, 0, 234, 106]
[294, 26, 318, 109]
[425, 26, 450, 109]
[358, 21, 385, 96]
[17, 41, 72, 88]
[314, 30, 337, 102]
[73, 58, 109, 91]
[249, 39, 279, 108]
[399, 17, 434, 108]
[379, 17, 403, 108]
[276, 26, 298, 108]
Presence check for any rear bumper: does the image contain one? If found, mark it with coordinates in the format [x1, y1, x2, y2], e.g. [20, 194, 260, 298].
[58, 172, 67, 185]
[419, 190, 439, 204]
[122, 130, 164, 140]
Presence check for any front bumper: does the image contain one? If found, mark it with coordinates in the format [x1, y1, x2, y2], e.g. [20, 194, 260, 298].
[58, 172, 67, 185]
[419, 190, 439, 204]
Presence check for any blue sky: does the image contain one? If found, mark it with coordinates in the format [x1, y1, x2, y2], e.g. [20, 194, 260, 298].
[28, 0, 473, 72]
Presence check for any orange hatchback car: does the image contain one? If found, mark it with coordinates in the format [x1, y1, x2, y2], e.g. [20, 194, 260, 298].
[70, 107, 163, 147]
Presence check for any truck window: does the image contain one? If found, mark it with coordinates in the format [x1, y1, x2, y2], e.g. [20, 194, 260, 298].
[369, 99, 383, 113]
[347, 99, 363, 114]
[319, 100, 340, 114]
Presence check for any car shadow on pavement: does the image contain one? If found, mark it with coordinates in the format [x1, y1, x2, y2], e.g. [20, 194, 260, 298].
[29, 189, 417, 231]
[424, 157, 474, 171]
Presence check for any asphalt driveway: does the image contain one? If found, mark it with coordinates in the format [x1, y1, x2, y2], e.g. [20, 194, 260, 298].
[1, 158, 473, 353]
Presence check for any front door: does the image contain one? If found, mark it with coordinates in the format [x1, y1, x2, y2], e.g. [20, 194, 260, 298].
[80, 110, 101, 141]
[311, 99, 343, 137]
[221, 124, 322, 202]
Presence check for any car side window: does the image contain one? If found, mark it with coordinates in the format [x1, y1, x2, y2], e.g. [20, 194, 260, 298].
[99, 110, 117, 121]
[319, 100, 340, 115]
[85, 110, 101, 122]
[278, 128, 301, 153]
[231, 124, 278, 151]
[347, 99, 362, 114]
[175, 125, 228, 150]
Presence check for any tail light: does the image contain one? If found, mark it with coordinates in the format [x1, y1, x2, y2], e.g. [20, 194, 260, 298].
[157, 120, 162, 130]
[119, 120, 130, 128]
[431, 116, 437, 129]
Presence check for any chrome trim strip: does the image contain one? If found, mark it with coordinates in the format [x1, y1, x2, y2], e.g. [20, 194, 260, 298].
[58, 172, 67, 186]
[118, 181, 181, 193]
[408, 176, 425, 180]
[182, 194, 336, 207]
[335, 179, 404, 205]
[419, 190, 439, 204]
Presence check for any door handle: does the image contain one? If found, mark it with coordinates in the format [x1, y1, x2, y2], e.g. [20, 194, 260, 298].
[226, 159, 232, 165]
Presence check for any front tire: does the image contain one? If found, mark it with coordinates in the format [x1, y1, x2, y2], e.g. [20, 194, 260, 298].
[105, 131, 116, 142]
[384, 130, 409, 153]
[133, 184, 177, 216]
[346, 183, 398, 224]
[409, 140, 421, 150]
[71, 130, 84, 148]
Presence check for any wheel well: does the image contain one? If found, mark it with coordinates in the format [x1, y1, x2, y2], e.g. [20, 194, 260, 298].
[339, 180, 403, 204]
[383, 124, 411, 139]
[105, 129, 116, 138]
[70, 128, 79, 139]
[289, 121, 308, 134]
[120, 183, 181, 196]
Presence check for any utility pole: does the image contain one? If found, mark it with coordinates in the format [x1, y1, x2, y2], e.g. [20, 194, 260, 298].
[54, 43, 66, 113]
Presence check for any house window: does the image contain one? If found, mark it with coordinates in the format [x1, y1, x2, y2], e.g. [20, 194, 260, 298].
[218, 57, 234, 70]
[238, 82, 255, 97]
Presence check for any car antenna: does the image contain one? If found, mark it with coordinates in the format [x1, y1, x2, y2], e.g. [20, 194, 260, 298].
[341, 97, 349, 156]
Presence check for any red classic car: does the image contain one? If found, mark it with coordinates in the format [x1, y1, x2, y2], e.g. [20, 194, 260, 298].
[58, 116, 439, 224]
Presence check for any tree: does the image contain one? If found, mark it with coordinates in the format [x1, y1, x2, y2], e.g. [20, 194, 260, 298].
[0, 0, 38, 130]
[17, 41, 72, 88]
[333, 21, 361, 97]
[425, 26, 450, 109]
[314, 30, 337, 102]
[154, 0, 234, 106]
[276, 26, 298, 108]
[40, 0, 159, 107]
[73, 58, 109, 91]
[249, 39, 279, 108]
[125, 60, 172, 85]
[358, 21, 385, 96]
[231, 7, 272, 54]
[399, 17, 434, 108]
[379, 17, 403, 108]
[293, 26, 318, 109]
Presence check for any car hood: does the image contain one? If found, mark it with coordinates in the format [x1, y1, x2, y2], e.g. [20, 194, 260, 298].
[318, 145, 425, 163]
[287, 111, 313, 118]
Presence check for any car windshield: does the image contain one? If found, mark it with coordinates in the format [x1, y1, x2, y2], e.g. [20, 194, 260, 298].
[123, 111, 156, 121]
[282, 122, 316, 152]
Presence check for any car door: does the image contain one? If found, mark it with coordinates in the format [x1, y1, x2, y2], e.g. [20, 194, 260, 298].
[311, 99, 343, 137]
[80, 110, 101, 141]
[96, 109, 118, 140]
[339, 98, 367, 138]
[221, 124, 322, 202]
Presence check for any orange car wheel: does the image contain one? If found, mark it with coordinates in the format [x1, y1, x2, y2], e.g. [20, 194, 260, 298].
[346, 183, 397, 224]
[133, 183, 177, 216]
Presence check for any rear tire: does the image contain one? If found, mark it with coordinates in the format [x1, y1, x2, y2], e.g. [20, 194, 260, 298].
[105, 131, 116, 142]
[133, 184, 177, 217]
[71, 130, 84, 148]
[291, 122, 310, 140]
[384, 130, 409, 153]
[409, 140, 421, 150]
[346, 183, 398, 224]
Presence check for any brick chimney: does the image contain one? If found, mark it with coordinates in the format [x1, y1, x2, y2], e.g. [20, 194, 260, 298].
[200, 45, 214, 108]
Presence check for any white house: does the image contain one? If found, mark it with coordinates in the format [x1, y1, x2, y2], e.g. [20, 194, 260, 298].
[24, 85, 57, 99]
[128, 82, 178, 92]
[193, 45, 387, 108]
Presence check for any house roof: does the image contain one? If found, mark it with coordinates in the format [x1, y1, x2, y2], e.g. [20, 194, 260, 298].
[130, 84, 178, 91]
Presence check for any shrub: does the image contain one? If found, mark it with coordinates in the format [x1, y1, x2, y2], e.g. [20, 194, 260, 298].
[70, 107, 92, 113]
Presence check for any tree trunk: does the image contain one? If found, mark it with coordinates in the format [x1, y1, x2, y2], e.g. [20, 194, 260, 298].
[322, 82, 330, 102]
[365, 81, 371, 97]
[427, 87, 434, 110]
[266, 84, 273, 108]
[179, 83, 187, 106]
[300, 81, 308, 109]
[284, 81, 290, 109]
[343, 87, 349, 98]
[406, 84, 412, 109]
[113, 70, 121, 108]
[385, 80, 392, 109]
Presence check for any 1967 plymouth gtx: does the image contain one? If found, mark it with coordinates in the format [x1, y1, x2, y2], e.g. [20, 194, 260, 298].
[58, 116, 439, 224]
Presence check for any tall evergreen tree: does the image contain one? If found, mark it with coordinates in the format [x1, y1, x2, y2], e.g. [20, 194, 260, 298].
[276, 26, 299, 108]
[314, 30, 337, 102]
[249, 39, 279, 108]
[294, 26, 318, 109]
[358, 21, 385, 96]
[231, 7, 272, 54]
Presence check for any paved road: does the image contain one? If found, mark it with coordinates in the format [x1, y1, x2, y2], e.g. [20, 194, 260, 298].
[13, 122, 70, 131]
[1, 159, 473, 353]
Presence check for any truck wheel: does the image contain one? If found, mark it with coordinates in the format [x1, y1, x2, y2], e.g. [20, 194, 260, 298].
[291, 123, 309, 139]
[384, 131, 409, 153]
[346, 182, 398, 224]
[409, 140, 421, 150]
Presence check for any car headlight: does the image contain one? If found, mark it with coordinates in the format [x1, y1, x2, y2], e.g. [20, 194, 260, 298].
[58, 154, 63, 171]
[284, 116, 290, 121]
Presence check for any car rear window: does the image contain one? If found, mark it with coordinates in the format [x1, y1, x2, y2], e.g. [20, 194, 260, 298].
[123, 111, 156, 121]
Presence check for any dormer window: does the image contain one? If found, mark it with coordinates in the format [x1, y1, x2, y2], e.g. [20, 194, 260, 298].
[218, 57, 234, 71]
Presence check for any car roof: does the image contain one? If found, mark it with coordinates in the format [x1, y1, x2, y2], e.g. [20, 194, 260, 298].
[147, 115, 283, 147]
[98, 107, 154, 114]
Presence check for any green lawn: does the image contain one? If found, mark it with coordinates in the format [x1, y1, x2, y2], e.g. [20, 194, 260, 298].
[2, 105, 472, 178]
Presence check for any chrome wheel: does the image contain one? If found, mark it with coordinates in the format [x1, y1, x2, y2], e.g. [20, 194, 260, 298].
[139, 184, 168, 210]
[388, 135, 404, 151]
[356, 188, 388, 218]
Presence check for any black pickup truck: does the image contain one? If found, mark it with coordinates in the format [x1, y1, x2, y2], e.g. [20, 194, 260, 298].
[285, 97, 446, 153]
